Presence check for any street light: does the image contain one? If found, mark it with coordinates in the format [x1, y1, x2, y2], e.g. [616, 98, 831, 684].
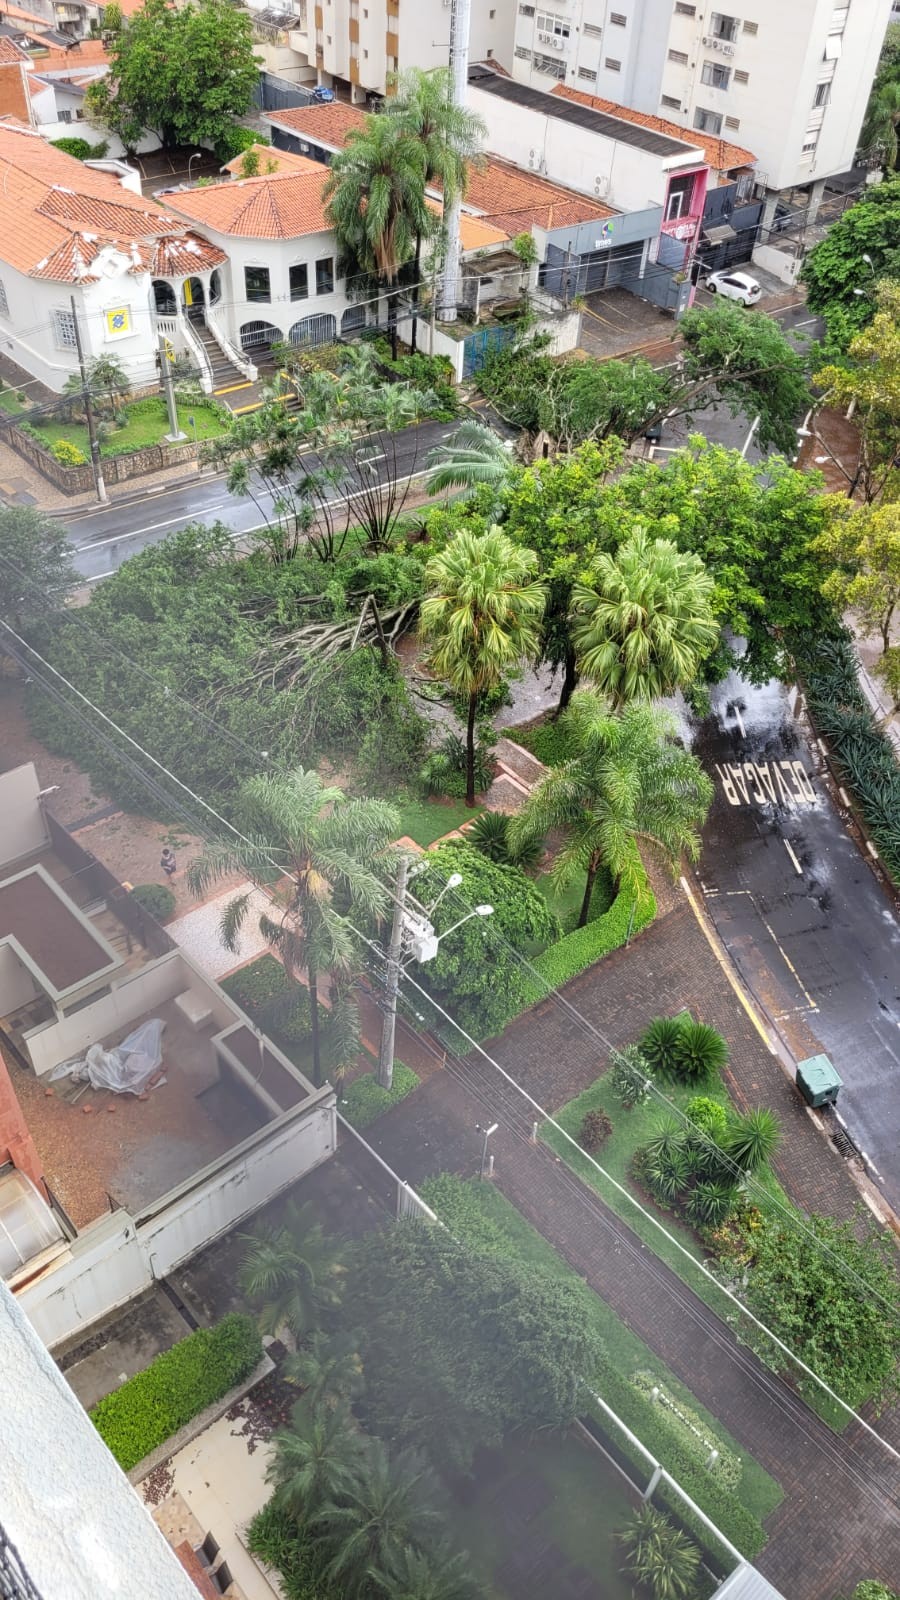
[478, 1122, 498, 1178]
[188, 151, 203, 184]
[432, 905, 494, 945]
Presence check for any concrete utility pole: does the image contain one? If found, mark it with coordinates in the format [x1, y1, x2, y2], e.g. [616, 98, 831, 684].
[158, 332, 186, 442]
[377, 853, 409, 1092]
[70, 294, 107, 504]
[438, 0, 471, 323]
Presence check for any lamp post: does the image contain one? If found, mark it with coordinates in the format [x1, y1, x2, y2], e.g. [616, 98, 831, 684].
[478, 1121, 498, 1178]
[188, 151, 203, 185]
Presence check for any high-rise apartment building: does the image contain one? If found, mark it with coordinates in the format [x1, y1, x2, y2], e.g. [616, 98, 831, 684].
[511, 2, 892, 199]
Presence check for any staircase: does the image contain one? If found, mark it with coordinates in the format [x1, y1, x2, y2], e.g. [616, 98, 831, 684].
[193, 320, 266, 415]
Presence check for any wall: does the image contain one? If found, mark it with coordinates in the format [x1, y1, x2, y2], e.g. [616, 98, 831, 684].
[5, 418, 205, 495]
[751, 243, 802, 285]
[0, 943, 40, 1016]
[18, 1210, 152, 1348]
[0, 256, 158, 395]
[23, 951, 199, 1075]
[183, 223, 354, 352]
[0, 763, 49, 870]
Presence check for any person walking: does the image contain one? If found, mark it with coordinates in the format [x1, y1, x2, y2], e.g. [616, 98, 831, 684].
[160, 847, 177, 882]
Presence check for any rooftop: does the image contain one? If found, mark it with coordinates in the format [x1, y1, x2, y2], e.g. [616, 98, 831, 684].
[0, 36, 28, 63]
[469, 64, 700, 161]
[166, 168, 334, 239]
[266, 98, 369, 151]
[0, 865, 120, 998]
[551, 84, 756, 172]
[222, 142, 320, 177]
[463, 153, 616, 232]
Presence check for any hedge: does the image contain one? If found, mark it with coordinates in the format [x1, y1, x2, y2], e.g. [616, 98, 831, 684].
[631, 1372, 742, 1492]
[90, 1313, 262, 1471]
[129, 882, 176, 921]
[528, 874, 656, 993]
[341, 1062, 420, 1128]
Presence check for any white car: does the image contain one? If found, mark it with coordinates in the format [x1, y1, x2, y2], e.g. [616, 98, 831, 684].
[704, 270, 762, 307]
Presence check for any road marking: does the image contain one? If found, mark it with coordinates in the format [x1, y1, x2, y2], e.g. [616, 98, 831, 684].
[715, 759, 816, 808]
[734, 706, 746, 739]
[75, 501, 235, 548]
[783, 838, 803, 875]
[680, 877, 780, 1053]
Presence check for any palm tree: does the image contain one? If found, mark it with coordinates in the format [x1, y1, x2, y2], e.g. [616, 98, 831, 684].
[188, 767, 399, 1085]
[571, 527, 719, 707]
[425, 420, 515, 500]
[317, 1440, 443, 1599]
[386, 67, 485, 351]
[267, 1397, 366, 1528]
[372, 1541, 480, 1600]
[421, 528, 546, 805]
[725, 1106, 781, 1174]
[618, 1504, 700, 1600]
[239, 1200, 344, 1345]
[861, 80, 900, 169]
[324, 115, 432, 360]
[283, 1329, 365, 1410]
[509, 690, 712, 925]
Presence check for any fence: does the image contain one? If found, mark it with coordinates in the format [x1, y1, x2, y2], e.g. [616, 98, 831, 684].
[253, 71, 316, 114]
[337, 1114, 440, 1223]
[2, 416, 203, 495]
[44, 811, 175, 960]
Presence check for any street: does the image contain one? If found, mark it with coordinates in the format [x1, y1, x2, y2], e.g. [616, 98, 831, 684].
[62, 417, 459, 581]
[692, 668, 900, 1210]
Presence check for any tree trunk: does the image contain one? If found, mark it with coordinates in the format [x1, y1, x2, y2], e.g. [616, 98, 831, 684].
[465, 691, 477, 808]
[308, 963, 321, 1087]
[556, 644, 578, 717]
[578, 852, 600, 928]
[881, 603, 895, 655]
[410, 232, 422, 355]
[387, 286, 399, 363]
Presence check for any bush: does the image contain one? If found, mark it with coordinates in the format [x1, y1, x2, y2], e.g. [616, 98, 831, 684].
[608, 1044, 652, 1108]
[247, 1501, 327, 1600]
[214, 124, 267, 162]
[618, 1503, 700, 1600]
[639, 1016, 685, 1076]
[631, 1372, 743, 1491]
[468, 809, 543, 870]
[51, 135, 108, 160]
[532, 877, 656, 992]
[641, 1014, 728, 1087]
[419, 729, 494, 799]
[685, 1095, 729, 1141]
[579, 1106, 612, 1152]
[90, 1313, 262, 1470]
[341, 1062, 419, 1128]
[220, 954, 311, 1045]
[129, 882, 176, 921]
[50, 438, 88, 465]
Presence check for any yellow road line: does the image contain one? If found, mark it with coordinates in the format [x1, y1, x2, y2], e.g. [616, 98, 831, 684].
[213, 381, 253, 395]
[679, 875, 779, 1054]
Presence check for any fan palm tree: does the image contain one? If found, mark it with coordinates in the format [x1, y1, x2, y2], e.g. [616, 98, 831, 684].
[267, 1397, 366, 1528]
[283, 1329, 365, 1410]
[571, 527, 719, 707]
[371, 1541, 480, 1600]
[188, 767, 399, 1084]
[425, 420, 515, 501]
[386, 67, 485, 350]
[509, 690, 712, 925]
[421, 528, 546, 805]
[317, 1440, 443, 1599]
[239, 1200, 344, 1345]
[324, 115, 432, 360]
[724, 1106, 781, 1173]
[861, 80, 900, 169]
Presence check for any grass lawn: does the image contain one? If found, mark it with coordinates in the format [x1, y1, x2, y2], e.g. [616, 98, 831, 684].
[449, 1432, 637, 1599]
[542, 1071, 849, 1432]
[421, 1175, 783, 1535]
[33, 396, 229, 458]
[504, 717, 572, 768]
[0, 386, 28, 415]
[535, 864, 614, 934]
[393, 790, 483, 847]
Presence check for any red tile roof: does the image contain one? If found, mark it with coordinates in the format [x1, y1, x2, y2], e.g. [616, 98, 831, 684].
[27, 38, 111, 67]
[166, 170, 334, 238]
[0, 37, 28, 64]
[223, 143, 319, 176]
[266, 100, 370, 149]
[463, 155, 615, 231]
[0, 118, 225, 281]
[551, 85, 756, 171]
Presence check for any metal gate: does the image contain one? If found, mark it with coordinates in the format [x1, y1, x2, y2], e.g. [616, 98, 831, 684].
[289, 312, 338, 348]
[461, 324, 516, 379]
[252, 72, 315, 114]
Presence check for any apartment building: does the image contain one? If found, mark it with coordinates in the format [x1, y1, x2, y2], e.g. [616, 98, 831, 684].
[511, 1, 892, 207]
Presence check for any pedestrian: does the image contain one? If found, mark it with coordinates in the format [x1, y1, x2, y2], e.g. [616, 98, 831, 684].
[160, 847, 177, 882]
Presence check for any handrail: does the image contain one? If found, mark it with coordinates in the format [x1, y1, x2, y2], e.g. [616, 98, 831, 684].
[180, 316, 214, 393]
[207, 306, 258, 382]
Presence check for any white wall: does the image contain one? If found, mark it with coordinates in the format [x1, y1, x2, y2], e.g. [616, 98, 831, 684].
[0, 255, 158, 394]
[18, 1211, 151, 1350]
[190, 221, 356, 349]
[0, 944, 40, 1016]
[0, 763, 49, 869]
[23, 952, 181, 1075]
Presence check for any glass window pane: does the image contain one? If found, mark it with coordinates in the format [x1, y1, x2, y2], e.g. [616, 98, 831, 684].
[316, 257, 334, 295]
[290, 263, 309, 301]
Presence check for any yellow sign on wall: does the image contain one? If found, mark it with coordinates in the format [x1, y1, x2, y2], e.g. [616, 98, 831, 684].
[104, 306, 132, 339]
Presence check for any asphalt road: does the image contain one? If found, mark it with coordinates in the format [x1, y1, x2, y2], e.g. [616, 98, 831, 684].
[691, 668, 900, 1210]
[64, 418, 458, 581]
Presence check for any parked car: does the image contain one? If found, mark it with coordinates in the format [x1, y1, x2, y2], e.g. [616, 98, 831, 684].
[704, 270, 762, 307]
[312, 85, 335, 103]
[771, 203, 794, 233]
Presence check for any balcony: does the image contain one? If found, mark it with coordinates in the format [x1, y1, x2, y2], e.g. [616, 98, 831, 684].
[385, 27, 399, 54]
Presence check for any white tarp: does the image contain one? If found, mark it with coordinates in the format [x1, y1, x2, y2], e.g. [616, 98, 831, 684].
[50, 1019, 166, 1094]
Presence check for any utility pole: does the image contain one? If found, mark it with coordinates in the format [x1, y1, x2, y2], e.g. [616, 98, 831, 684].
[70, 295, 107, 504]
[377, 853, 409, 1092]
[158, 332, 186, 442]
[438, 0, 471, 323]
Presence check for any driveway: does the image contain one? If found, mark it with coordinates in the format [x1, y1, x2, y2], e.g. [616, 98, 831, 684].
[691, 669, 900, 1209]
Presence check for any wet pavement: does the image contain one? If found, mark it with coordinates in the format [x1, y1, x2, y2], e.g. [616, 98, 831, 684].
[691, 669, 900, 1211]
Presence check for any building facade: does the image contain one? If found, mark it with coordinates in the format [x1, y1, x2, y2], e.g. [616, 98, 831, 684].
[510, 0, 892, 201]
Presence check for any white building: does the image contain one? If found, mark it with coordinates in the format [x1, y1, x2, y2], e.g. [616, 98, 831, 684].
[511, 0, 893, 208]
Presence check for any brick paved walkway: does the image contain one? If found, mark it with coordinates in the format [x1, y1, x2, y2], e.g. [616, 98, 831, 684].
[360, 900, 900, 1600]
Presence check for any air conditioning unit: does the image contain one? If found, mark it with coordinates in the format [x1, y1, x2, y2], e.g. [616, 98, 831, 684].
[537, 30, 552, 41]
[720, 43, 734, 55]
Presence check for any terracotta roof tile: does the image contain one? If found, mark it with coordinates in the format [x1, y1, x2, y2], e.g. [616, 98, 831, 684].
[166, 170, 333, 238]
[266, 100, 370, 149]
[0, 37, 28, 63]
[27, 38, 110, 66]
[463, 155, 615, 230]
[551, 85, 756, 171]
[223, 143, 319, 176]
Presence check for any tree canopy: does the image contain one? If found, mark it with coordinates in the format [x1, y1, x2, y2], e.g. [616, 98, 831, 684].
[802, 179, 900, 347]
[813, 278, 900, 502]
[817, 500, 900, 651]
[86, 0, 259, 151]
[0, 505, 78, 637]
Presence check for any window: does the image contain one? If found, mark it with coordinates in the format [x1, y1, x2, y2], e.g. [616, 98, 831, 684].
[668, 48, 688, 63]
[53, 308, 77, 349]
[701, 60, 731, 89]
[514, 44, 532, 58]
[802, 132, 820, 153]
[829, 4, 849, 28]
[518, 3, 535, 12]
[577, 65, 597, 80]
[583, 20, 602, 36]
[245, 265, 271, 302]
[289, 263, 309, 301]
[316, 256, 334, 295]
[0, 280, 8, 319]
[610, 11, 626, 23]
[536, 11, 569, 39]
[694, 105, 723, 134]
[605, 56, 621, 71]
[813, 80, 830, 106]
[709, 11, 738, 42]
[58, 108, 72, 124]
[742, 18, 758, 33]
[661, 94, 681, 108]
[725, 115, 740, 128]
[734, 68, 749, 83]
[674, 1, 695, 12]
[533, 52, 566, 77]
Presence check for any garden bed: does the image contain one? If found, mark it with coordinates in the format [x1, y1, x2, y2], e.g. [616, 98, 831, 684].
[30, 396, 229, 459]
[340, 1061, 420, 1128]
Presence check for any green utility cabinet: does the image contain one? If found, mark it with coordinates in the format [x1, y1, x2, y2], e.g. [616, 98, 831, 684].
[796, 1054, 843, 1109]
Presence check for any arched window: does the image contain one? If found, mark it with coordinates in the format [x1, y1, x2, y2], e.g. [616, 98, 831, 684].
[240, 319, 281, 351]
[152, 280, 177, 315]
[209, 269, 222, 306]
[289, 312, 337, 348]
[341, 305, 366, 336]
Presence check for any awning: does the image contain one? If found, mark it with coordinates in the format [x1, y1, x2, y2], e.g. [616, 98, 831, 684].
[703, 222, 737, 244]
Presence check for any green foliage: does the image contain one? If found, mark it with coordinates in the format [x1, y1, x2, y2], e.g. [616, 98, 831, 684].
[678, 300, 810, 455]
[90, 1313, 261, 1470]
[724, 1107, 780, 1174]
[215, 122, 267, 163]
[795, 631, 900, 881]
[529, 874, 656, 992]
[506, 717, 572, 767]
[740, 1211, 900, 1410]
[617, 1503, 701, 1600]
[50, 438, 88, 465]
[640, 1014, 727, 1087]
[608, 1043, 652, 1108]
[247, 1501, 327, 1600]
[129, 882, 175, 921]
[240, 1201, 345, 1343]
[86, 0, 260, 151]
[347, 1218, 598, 1474]
[630, 1373, 742, 1491]
[802, 179, 900, 346]
[51, 135, 108, 159]
[579, 1106, 612, 1152]
[684, 1095, 729, 1141]
[341, 1062, 419, 1127]
[412, 842, 559, 1039]
[370, 341, 459, 418]
[468, 808, 543, 869]
[848, 1585, 900, 1600]
[220, 954, 312, 1045]
[640, 1017, 687, 1076]
[419, 728, 494, 800]
[0, 504, 78, 633]
[511, 230, 539, 266]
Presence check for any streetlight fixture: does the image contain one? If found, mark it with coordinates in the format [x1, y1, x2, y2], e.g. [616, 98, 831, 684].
[188, 151, 203, 184]
[432, 905, 494, 945]
[478, 1122, 498, 1178]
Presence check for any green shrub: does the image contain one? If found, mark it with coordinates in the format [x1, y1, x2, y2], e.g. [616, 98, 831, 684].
[580, 1106, 613, 1152]
[90, 1313, 262, 1470]
[618, 1503, 700, 1600]
[51, 135, 108, 160]
[220, 955, 311, 1043]
[672, 1020, 728, 1086]
[129, 882, 176, 921]
[640, 1016, 685, 1076]
[468, 809, 543, 869]
[608, 1044, 652, 1108]
[849, 1585, 900, 1600]
[631, 1372, 743, 1491]
[215, 124, 267, 162]
[341, 1062, 419, 1128]
[530, 876, 656, 992]
[50, 438, 88, 466]
[419, 729, 494, 799]
[247, 1501, 327, 1600]
[684, 1095, 729, 1141]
